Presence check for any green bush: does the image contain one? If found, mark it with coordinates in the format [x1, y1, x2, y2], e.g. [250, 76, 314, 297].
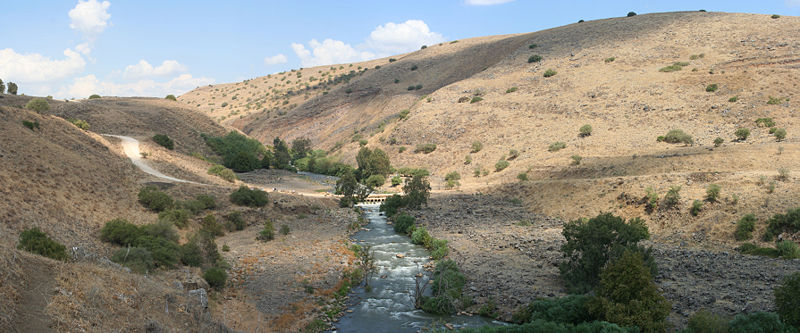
[68, 118, 90, 130]
[559, 213, 652, 293]
[226, 211, 246, 231]
[734, 128, 750, 141]
[259, 220, 275, 241]
[111, 247, 155, 273]
[735, 214, 756, 241]
[391, 175, 402, 186]
[729, 96, 739, 102]
[756, 118, 776, 128]
[528, 55, 543, 63]
[478, 298, 499, 319]
[768, 96, 783, 105]
[659, 64, 684, 72]
[101, 218, 144, 246]
[589, 250, 671, 332]
[229, 186, 268, 207]
[365, 174, 386, 188]
[411, 226, 431, 246]
[691, 200, 704, 216]
[775, 272, 800, 327]
[774, 128, 787, 141]
[201, 215, 224, 237]
[506, 87, 518, 93]
[133, 234, 180, 268]
[714, 137, 724, 147]
[528, 44, 538, 49]
[460, 320, 627, 333]
[152, 134, 174, 150]
[158, 209, 190, 229]
[705, 84, 719, 92]
[22, 120, 39, 131]
[508, 149, 520, 160]
[380, 194, 408, 217]
[421, 260, 466, 314]
[664, 185, 681, 208]
[543, 69, 557, 77]
[25, 98, 50, 112]
[517, 172, 529, 181]
[207, 164, 237, 182]
[165, 94, 177, 101]
[222, 244, 230, 252]
[705, 184, 721, 202]
[737, 243, 780, 258]
[280, 224, 290, 236]
[180, 240, 203, 267]
[549, 142, 566, 152]
[403, 174, 431, 209]
[470, 96, 483, 104]
[604, 57, 615, 63]
[495, 160, 510, 172]
[763, 207, 800, 241]
[686, 309, 730, 333]
[471, 141, 483, 153]
[18, 227, 69, 261]
[204, 267, 227, 289]
[728, 312, 793, 333]
[414, 143, 437, 154]
[579, 124, 592, 137]
[570, 155, 582, 166]
[772, 14, 781, 19]
[645, 186, 658, 212]
[203, 131, 268, 172]
[513, 295, 595, 325]
[430, 238, 449, 260]
[444, 171, 461, 189]
[138, 186, 174, 212]
[627, 11, 636, 17]
[663, 129, 693, 145]
[394, 213, 416, 234]
[777, 240, 800, 259]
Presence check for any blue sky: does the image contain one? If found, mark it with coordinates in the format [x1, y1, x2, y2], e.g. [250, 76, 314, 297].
[1, 0, 798, 99]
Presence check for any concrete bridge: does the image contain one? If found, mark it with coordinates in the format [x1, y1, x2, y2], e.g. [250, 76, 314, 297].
[362, 193, 393, 204]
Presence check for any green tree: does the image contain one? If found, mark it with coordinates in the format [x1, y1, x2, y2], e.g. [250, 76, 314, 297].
[775, 272, 800, 327]
[403, 174, 431, 209]
[204, 267, 227, 289]
[356, 147, 392, 180]
[272, 137, 292, 170]
[589, 250, 671, 333]
[365, 174, 386, 188]
[152, 134, 174, 150]
[0, 79, 5, 94]
[560, 213, 652, 293]
[165, 94, 177, 101]
[229, 186, 268, 207]
[7, 82, 18, 95]
[336, 169, 359, 207]
[291, 137, 312, 160]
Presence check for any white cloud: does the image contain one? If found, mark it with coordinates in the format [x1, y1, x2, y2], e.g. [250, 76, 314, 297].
[0, 48, 86, 82]
[787, 0, 800, 6]
[62, 73, 214, 98]
[465, 0, 515, 5]
[75, 42, 92, 56]
[365, 20, 445, 54]
[69, 0, 111, 39]
[122, 60, 188, 79]
[291, 39, 375, 67]
[264, 54, 288, 65]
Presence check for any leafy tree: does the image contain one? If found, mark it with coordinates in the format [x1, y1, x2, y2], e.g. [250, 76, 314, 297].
[111, 247, 154, 273]
[560, 213, 652, 293]
[685, 309, 729, 333]
[226, 151, 261, 172]
[25, 98, 50, 112]
[589, 250, 671, 333]
[291, 137, 312, 160]
[380, 194, 408, 217]
[394, 213, 416, 234]
[421, 260, 466, 314]
[774, 272, 800, 327]
[18, 227, 69, 261]
[336, 169, 359, 207]
[89, 94, 101, 99]
[229, 186, 268, 207]
[152, 134, 174, 150]
[180, 239, 203, 267]
[763, 207, 800, 241]
[403, 174, 430, 209]
[735, 128, 750, 141]
[272, 137, 292, 170]
[445, 171, 461, 189]
[0, 79, 4, 94]
[204, 267, 227, 289]
[165, 94, 177, 101]
[728, 312, 794, 333]
[258, 220, 275, 241]
[203, 131, 267, 172]
[365, 174, 385, 188]
[356, 147, 391, 180]
[7, 82, 17, 95]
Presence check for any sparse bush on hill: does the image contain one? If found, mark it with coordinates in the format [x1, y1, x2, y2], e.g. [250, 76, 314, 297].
[661, 129, 693, 145]
[68, 118, 90, 130]
[159, 208, 190, 229]
[259, 220, 275, 241]
[627, 11, 637, 17]
[208, 164, 237, 182]
[776, 241, 800, 259]
[204, 267, 227, 289]
[165, 94, 177, 101]
[506, 87, 518, 93]
[7, 82, 17, 95]
[664, 185, 681, 208]
[767, 96, 783, 105]
[112, 247, 154, 273]
[414, 143, 437, 154]
[549, 142, 566, 152]
[714, 137, 724, 147]
[230, 185, 268, 207]
[729, 96, 739, 102]
[771, 14, 780, 19]
[543, 69, 557, 77]
[775, 272, 800, 327]
[571, 155, 582, 165]
[398, 109, 410, 119]
[579, 124, 592, 137]
[201, 214, 225, 237]
[445, 171, 461, 189]
[528, 55, 543, 63]
[365, 174, 386, 188]
[735, 214, 756, 241]
[89, 94, 101, 99]
[517, 172, 529, 181]
[464, 155, 472, 165]
[763, 207, 800, 241]
[691, 200, 704, 216]
[756, 118, 776, 128]
[153, 134, 175, 150]
[645, 187, 658, 212]
[686, 309, 730, 333]
[659, 62, 688, 72]
[774, 128, 787, 141]
[728, 312, 791, 332]
[706, 84, 719, 92]
[471, 141, 483, 153]
[508, 149, 520, 160]
[458, 96, 470, 103]
[391, 175, 402, 186]
[410, 65, 418, 71]
[225, 211, 246, 231]
[394, 213, 416, 234]
[25, 98, 49, 112]
[138, 186, 174, 212]
[495, 159, 510, 172]
[22, 120, 39, 131]
[18, 227, 69, 261]
[604, 57, 615, 63]
[734, 128, 750, 141]
[203, 131, 268, 172]
[738, 243, 780, 258]
[470, 96, 483, 103]
[706, 184, 721, 202]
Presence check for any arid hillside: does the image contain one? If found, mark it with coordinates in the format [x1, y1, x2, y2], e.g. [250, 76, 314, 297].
[183, 11, 800, 247]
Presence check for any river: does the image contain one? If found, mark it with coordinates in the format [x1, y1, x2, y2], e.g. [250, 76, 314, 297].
[332, 204, 498, 332]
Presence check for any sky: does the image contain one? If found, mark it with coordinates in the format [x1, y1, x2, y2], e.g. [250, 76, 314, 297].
[1, 0, 798, 99]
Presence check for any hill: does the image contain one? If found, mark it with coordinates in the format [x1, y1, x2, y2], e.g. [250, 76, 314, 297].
[182, 11, 800, 247]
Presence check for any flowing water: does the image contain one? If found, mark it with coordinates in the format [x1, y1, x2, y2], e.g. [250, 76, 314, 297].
[333, 204, 498, 332]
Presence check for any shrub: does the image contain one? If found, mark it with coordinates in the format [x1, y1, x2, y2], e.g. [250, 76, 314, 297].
[133, 235, 180, 268]
[414, 143, 437, 154]
[138, 186, 174, 212]
[478, 298, 499, 319]
[471, 141, 483, 153]
[411, 226, 431, 246]
[380, 194, 408, 217]
[645, 186, 658, 212]
[513, 294, 595, 325]
[159, 209, 190, 228]
[777, 241, 800, 259]
[201, 215, 224, 237]
[570, 155, 582, 166]
[445, 171, 461, 189]
[659, 62, 688, 72]
[579, 124, 592, 137]
[470, 96, 483, 103]
[706, 184, 721, 202]
[589, 250, 671, 333]
[222, 244, 230, 252]
[774, 128, 786, 141]
[112, 247, 155, 273]
[226, 211, 246, 231]
[6, 82, 17, 95]
[738, 243, 780, 258]
[517, 172, 529, 181]
[774, 272, 800, 327]
[25, 98, 50, 112]
[543, 69, 557, 77]
[430, 239, 449, 259]
[663, 129, 693, 145]
[664, 186, 681, 208]
[705, 84, 718, 92]
[365, 174, 386, 188]
[280, 224, 290, 236]
[403, 174, 431, 209]
[68, 118, 90, 130]
[410, 65, 418, 71]
[464, 155, 472, 165]
[714, 137, 724, 147]
[506, 87, 518, 93]
[88, 94, 101, 99]
[560, 213, 652, 293]
[756, 118, 776, 127]
[763, 207, 800, 241]
[152, 134, 174, 150]
[421, 260, 466, 314]
[18, 227, 69, 261]
[627, 11, 637, 17]
[772, 14, 781, 19]
[767, 96, 783, 105]
[528, 44, 538, 49]
[207, 164, 236, 182]
[196, 194, 216, 210]
[604, 57, 615, 63]
[549, 142, 566, 152]
[495, 160, 510, 172]
[458, 96, 470, 103]
[203, 131, 268, 172]
[734, 128, 750, 141]
[204, 267, 227, 289]
[528, 55, 543, 63]
[180, 239, 203, 267]
[691, 200, 704, 216]
[398, 109, 410, 119]
[391, 175, 402, 186]
[735, 214, 756, 241]
[101, 218, 143, 246]
[728, 312, 791, 333]
[259, 220, 275, 241]
[22, 120, 39, 131]
[394, 213, 415, 234]
[686, 309, 730, 333]
[507, 149, 520, 160]
[777, 168, 790, 181]
[229, 186, 268, 207]
[729, 96, 739, 102]
[165, 94, 177, 101]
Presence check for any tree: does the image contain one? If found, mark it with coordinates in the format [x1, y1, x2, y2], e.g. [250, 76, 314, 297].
[775, 272, 800, 327]
[336, 169, 359, 207]
[0, 79, 5, 94]
[291, 137, 312, 160]
[356, 147, 391, 180]
[403, 174, 430, 209]
[25, 98, 50, 112]
[589, 250, 671, 333]
[7, 82, 18, 95]
[272, 137, 292, 170]
[559, 213, 652, 293]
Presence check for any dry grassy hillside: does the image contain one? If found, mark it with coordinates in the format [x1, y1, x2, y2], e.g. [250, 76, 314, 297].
[186, 11, 800, 247]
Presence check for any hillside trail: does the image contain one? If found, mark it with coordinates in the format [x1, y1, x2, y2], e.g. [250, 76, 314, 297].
[103, 135, 202, 185]
[13, 257, 55, 332]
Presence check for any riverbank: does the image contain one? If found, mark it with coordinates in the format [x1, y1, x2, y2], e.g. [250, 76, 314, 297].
[415, 193, 800, 329]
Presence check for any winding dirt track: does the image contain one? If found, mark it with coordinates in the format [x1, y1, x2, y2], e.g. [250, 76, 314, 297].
[103, 134, 201, 184]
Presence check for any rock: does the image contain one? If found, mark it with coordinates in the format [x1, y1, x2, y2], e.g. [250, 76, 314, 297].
[444, 323, 455, 330]
[396, 254, 405, 258]
[188, 288, 208, 309]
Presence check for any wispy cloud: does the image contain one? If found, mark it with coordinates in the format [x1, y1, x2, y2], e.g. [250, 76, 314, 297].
[264, 54, 288, 65]
[464, 0, 515, 6]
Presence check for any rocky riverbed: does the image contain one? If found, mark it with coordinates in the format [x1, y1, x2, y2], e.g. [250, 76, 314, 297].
[414, 193, 800, 329]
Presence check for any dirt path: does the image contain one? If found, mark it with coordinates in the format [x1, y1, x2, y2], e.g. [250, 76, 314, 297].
[103, 135, 201, 184]
[13, 258, 55, 332]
